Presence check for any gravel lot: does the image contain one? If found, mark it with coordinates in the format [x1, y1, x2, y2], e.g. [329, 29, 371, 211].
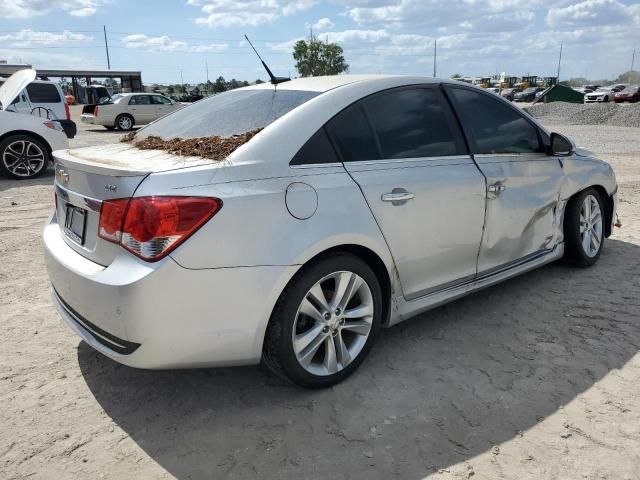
[1, 107, 639, 480]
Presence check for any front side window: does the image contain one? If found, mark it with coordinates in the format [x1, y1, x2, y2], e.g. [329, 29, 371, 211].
[447, 87, 543, 154]
[363, 88, 465, 159]
[153, 95, 172, 105]
[26, 83, 61, 103]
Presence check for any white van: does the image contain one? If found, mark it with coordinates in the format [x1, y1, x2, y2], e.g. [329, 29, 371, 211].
[0, 77, 76, 138]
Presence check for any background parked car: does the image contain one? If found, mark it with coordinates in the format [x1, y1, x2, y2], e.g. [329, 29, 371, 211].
[0, 70, 68, 179]
[1, 77, 75, 138]
[614, 86, 639, 103]
[500, 87, 522, 101]
[584, 88, 615, 103]
[514, 87, 545, 102]
[80, 93, 184, 130]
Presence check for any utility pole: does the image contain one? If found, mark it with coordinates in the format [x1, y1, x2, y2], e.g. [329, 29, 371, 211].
[205, 61, 209, 82]
[630, 49, 636, 84]
[103, 25, 111, 70]
[556, 43, 562, 81]
[433, 39, 437, 78]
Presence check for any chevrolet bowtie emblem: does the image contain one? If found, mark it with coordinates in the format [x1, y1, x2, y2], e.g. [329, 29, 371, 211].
[57, 168, 69, 183]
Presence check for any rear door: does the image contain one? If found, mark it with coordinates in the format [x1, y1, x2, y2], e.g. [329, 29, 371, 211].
[328, 86, 487, 300]
[128, 94, 156, 124]
[445, 85, 564, 275]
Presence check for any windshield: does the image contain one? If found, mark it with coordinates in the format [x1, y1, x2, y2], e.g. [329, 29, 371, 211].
[136, 88, 320, 140]
[523, 88, 537, 93]
[99, 95, 117, 105]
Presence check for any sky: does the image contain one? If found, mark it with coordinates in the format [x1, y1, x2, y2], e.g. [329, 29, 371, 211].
[0, 0, 639, 84]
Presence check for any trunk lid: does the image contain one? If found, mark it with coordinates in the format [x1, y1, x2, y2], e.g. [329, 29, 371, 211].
[54, 144, 217, 266]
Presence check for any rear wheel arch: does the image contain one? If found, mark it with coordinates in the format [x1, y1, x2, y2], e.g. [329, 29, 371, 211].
[0, 130, 53, 157]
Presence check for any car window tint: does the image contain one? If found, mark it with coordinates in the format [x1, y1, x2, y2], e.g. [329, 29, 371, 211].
[290, 129, 339, 165]
[153, 95, 172, 105]
[26, 83, 61, 103]
[130, 95, 151, 105]
[326, 104, 380, 162]
[448, 87, 542, 154]
[364, 88, 464, 159]
[136, 89, 320, 140]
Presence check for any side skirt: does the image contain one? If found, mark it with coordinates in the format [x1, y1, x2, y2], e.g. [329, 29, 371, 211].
[389, 244, 564, 326]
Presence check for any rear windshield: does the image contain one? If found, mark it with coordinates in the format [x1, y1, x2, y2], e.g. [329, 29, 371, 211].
[136, 88, 320, 140]
[26, 83, 61, 103]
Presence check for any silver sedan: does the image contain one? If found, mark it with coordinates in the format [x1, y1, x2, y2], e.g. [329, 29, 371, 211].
[44, 75, 618, 388]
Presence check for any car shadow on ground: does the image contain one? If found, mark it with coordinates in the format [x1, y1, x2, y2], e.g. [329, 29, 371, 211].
[78, 238, 640, 479]
[0, 167, 54, 191]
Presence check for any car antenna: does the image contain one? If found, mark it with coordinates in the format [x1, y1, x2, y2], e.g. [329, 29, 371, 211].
[244, 34, 290, 85]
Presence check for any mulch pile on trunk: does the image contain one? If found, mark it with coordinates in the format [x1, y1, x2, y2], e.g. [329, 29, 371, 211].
[121, 128, 263, 160]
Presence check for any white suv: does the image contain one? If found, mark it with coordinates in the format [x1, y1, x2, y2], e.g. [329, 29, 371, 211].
[0, 77, 76, 138]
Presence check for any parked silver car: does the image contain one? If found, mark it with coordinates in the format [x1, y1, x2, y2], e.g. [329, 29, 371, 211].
[44, 75, 618, 388]
[80, 92, 183, 130]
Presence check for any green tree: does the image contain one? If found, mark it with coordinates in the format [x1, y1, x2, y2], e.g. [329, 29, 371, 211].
[213, 76, 227, 93]
[255, 79, 265, 84]
[293, 38, 349, 77]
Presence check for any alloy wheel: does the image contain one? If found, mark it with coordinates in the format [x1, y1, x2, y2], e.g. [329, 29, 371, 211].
[2, 140, 45, 178]
[118, 116, 133, 130]
[292, 271, 374, 376]
[579, 194, 603, 258]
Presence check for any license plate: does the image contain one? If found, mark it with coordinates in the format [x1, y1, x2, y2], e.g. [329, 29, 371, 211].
[64, 205, 87, 245]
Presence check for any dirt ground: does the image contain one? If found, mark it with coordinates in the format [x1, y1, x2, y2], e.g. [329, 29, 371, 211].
[1, 109, 639, 480]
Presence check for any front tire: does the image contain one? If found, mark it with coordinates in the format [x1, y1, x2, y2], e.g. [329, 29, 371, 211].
[564, 188, 605, 267]
[263, 253, 383, 388]
[0, 134, 49, 180]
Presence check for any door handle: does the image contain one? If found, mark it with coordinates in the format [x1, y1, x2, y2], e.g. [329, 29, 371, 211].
[381, 192, 415, 202]
[488, 183, 506, 194]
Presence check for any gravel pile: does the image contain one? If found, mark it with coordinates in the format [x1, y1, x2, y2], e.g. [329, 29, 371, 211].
[526, 102, 640, 127]
[121, 128, 263, 160]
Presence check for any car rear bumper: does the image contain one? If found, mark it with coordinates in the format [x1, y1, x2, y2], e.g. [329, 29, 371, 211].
[80, 114, 98, 125]
[43, 212, 299, 369]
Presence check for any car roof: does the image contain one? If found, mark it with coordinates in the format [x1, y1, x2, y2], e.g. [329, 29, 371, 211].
[243, 74, 443, 93]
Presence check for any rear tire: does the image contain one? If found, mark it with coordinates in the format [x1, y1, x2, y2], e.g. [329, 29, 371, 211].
[115, 114, 134, 131]
[0, 134, 50, 180]
[263, 253, 383, 389]
[564, 188, 605, 267]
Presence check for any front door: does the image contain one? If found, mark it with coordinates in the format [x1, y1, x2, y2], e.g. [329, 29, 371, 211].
[151, 95, 176, 120]
[445, 85, 565, 274]
[326, 87, 487, 300]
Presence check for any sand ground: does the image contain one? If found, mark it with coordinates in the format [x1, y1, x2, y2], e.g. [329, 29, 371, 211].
[1, 109, 639, 479]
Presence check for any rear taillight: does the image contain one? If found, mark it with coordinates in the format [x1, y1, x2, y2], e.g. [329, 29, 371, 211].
[98, 196, 222, 261]
[65, 102, 71, 120]
[93, 106, 99, 116]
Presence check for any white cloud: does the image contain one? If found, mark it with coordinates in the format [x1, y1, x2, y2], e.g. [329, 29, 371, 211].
[312, 17, 335, 31]
[547, 0, 639, 27]
[120, 34, 228, 53]
[0, 0, 106, 18]
[187, 0, 317, 27]
[0, 30, 93, 47]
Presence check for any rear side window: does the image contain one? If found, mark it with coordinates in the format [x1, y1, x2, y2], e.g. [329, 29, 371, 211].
[326, 104, 380, 162]
[447, 87, 542, 154]
[26, 83, 61, 103]
[291, 129, 339, 165]
[129, 95, 151, 105]
[364, 88, 465, 159]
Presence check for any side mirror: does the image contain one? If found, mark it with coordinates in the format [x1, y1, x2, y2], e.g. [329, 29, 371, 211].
[549, 132, 575, 156]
